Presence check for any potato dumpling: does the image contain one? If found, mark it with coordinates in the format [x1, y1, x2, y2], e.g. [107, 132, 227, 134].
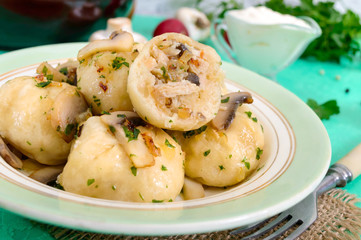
[59, 112, 184, 202]
[128, 33, 224, 131]
[77, 31, 143, 114]
[182, 104, 264, 187]
[0, 76, 90, 165]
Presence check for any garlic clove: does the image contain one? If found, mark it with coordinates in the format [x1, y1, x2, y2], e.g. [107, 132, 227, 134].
[176, 7, 211, 41]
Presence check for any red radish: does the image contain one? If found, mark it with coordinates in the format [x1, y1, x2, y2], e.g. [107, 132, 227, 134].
[153, 18, 189, 37]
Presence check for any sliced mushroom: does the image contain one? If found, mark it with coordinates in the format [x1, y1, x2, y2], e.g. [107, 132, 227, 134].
[78, 31, 134, 60]
[176, 8, 211, 41]
[183, 177, 205, 200]
[186, 72, 200, 86]
[0, 136, 23, 169]
[29, 165, 64, 184]
[50, 87, 90, 143]
[100, 111, 155, 168]
[212, 92, 253, 131]
[36, 62, 67, 82]
[56, 59, 79, 85]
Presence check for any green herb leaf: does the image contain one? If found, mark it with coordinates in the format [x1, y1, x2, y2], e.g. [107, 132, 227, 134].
[59, 67, 68, 75]
[307, 99, 340, 120]
[101, 110, 111, 115]
[161, 165, 168, 171]
[165, 139, 175, 148]
[242, 157, 251, 169]
[221, 96, 230, 103]
[139, 192, 144, 201]
[112, 57, 129, 70]
[87, 179, 95, 186]
[64, 124, 75, 136]
[152, 199, 164, 203]
[36, 81, 51, 88]
[131, 166, 137, 176]
[122, 126, 140, 142]
[219, 165, 225, 170]
[204, 149, 211, 156]
[112, 185, 116, 190]
[117, 114, 126, 118]
[245, 111, 252, 118]
[109, 125, 116, 133]
[183, 125, 207, 138]
[256, 148, 263, 160]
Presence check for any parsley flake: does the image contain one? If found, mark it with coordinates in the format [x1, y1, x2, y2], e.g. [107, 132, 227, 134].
[221, 96, 230, 103]
[256, 147, 263, 160]
[204, 149, 211, 157]
[152, 199, 164, 203]
[122, 126, 140, 142]
[101, 110, 111, 115]
[161, 165, 168, 171]
[131, 166, 137, 176]
[112, 57, 129, 70]
[59, 67, 68, 75]
[109, 125, 116, 133]
[64, 124, 75, 136]
[117, 114, 126, 118]
[219, 165, 225, 170]
[165, 139, 175, 148]
[245, 111, 252, 118]
[36, 81, 51, 88]
[87, 179, 95, 186]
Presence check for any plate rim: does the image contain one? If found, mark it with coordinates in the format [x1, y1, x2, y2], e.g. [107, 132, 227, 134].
[0, 43, 331, 236]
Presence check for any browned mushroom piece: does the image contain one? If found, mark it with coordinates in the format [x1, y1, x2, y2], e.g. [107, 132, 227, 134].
[56, 59, 79, 85]
[100, 111, 153, 168]
[29, 165, 64, 184]
[50, 87, 90, 143]
[211, 92, 253, 130]
[0, 136, 23, 169]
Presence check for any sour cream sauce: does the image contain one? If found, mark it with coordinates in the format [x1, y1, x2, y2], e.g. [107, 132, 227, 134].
[229, 6, 311, 29]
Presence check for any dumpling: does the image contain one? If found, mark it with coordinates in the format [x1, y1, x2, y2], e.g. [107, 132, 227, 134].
[59, 111, 184, 202]
[127, 33, 224, 131]
[180, 93, 264, 187]
[77, 31, 143, 114]
[0, 76, 90, 165]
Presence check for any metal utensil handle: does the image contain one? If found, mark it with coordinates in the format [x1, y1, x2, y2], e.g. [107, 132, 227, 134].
[316, 143, 361, 196]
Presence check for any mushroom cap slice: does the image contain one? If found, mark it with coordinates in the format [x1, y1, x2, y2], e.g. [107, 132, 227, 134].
[211, 92, 253, 131]
[0, 136, 23, 169]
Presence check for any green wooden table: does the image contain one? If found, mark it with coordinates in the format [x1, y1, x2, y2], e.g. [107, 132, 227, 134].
[0, 15, 360, 240]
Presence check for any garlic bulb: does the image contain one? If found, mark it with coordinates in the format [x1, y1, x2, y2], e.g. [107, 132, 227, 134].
[176, 8, 211, 41]
[89, 17, 147, 43]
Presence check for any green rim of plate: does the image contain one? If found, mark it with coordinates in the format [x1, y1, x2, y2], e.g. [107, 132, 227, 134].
[0, 43, 331, 236]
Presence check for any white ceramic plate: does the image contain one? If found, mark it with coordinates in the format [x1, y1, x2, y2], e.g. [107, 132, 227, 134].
[0, 43, 331, 236]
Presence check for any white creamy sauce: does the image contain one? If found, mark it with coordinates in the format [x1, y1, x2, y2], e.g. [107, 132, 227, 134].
[229, 6, 311, 29]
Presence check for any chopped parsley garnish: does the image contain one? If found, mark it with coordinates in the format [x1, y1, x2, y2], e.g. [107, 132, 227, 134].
[75, 90, 80, 97]
[144, 116, 148, 121]
[307, 99, 340, 120]
[92, 95, 101, 107]
[112, 185, 116, 191]
[242, 157, 250, 170]
[26, 141, 31, 145]
[161, 66, 168, 79]
[64, 124, 75, 136]
[36, 81, 51, 88]
[131, 166, 137, 176]
[122, 126, 140, 142]
[42, 66, 48, 75]
[101, 110, 111, 115]
[172, 135, 179, 144]
[245, 111, 252, 118]
[46, 74, 53, 80]
[219, 165, 225, 170]
[99, 75, 106, 78]
[139, 192, 144, 201]
[129, 153, 136, 158]
[112, 57, 129, 70]
[221, 96, 230, 103]
[252, 117, 258, 123]
[165, 139, 175, 148]
[229, 154, 232, 158]
[59, 67, 68, 75]
[183, 125, 207, 138]
[40, 148, 44, 152]
[152, 199, 164, 203]
[161, 165, 168, 171]
[87, 179, 95, 186]
[204, 149, 211, 157]
[109, 125, 116, 133]
[168, 199, 173, 202]
[169, 119, 173, 123]
[117, 114, 126, 118]
[256, 147, 263, 160]
[79, 59, 85, 64]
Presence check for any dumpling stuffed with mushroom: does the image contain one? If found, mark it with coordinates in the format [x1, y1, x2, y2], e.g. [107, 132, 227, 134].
[127, 33, 224, 131]
[58, 111, 184, 202]
[180, 92, 264, 187]
[0, 76, 90, 166]
[77, 31, 143, 114]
